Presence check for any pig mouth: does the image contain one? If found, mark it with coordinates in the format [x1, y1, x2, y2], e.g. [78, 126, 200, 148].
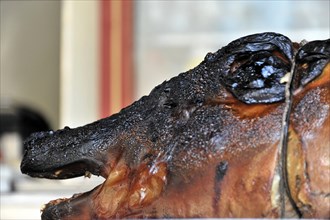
[21, 157, 105, 179]
[37, 156, 168, 219]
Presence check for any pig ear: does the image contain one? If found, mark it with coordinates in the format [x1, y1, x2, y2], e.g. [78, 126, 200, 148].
[214, 32, 294, 104]
[293, 39, 330, 89]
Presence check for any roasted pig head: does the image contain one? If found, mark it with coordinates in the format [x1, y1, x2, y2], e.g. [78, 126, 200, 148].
[21, 32, 330, 219]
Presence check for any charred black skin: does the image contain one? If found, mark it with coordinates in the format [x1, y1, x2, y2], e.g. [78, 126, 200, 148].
[21, 32, 294, 178]
[20, 33, 329, 218]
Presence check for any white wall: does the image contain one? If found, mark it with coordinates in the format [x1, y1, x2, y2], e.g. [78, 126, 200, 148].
[60, 1, 100, 128]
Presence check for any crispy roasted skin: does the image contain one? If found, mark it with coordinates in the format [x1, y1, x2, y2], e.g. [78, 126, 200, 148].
[20, 33, 330, 219]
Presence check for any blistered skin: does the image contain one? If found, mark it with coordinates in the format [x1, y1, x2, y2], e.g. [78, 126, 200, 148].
[20, 33, 329, 219]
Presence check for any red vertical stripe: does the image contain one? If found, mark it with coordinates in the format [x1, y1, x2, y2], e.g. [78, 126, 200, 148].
[100, 0, 134, 118]
[100, 0, 110, 118]
[121, 0, 134, 108]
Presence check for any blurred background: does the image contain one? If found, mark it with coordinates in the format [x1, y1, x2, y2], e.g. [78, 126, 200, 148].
[0, 0, 329, 219]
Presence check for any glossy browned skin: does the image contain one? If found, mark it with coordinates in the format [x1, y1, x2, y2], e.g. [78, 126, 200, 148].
[20, 33, 329, 219]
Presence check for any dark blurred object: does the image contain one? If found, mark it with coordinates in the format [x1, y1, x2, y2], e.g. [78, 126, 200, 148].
[0, 103, 51, 192]
[0, 104, 51, 153]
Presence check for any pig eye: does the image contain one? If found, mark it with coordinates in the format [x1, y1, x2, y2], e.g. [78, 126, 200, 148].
[219, 32, 293, 104]
[225, 50, 291, 104]
[293, 39, 330, 89]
